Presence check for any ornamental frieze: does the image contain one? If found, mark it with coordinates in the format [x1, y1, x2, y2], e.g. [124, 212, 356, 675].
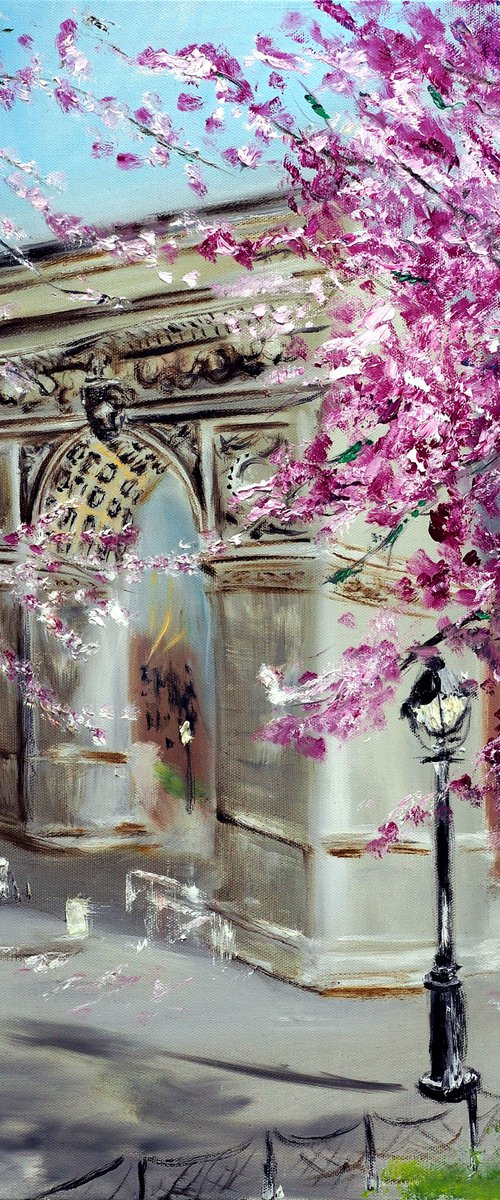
[212, 420, 310, 542]
[0, 304, 303, 420]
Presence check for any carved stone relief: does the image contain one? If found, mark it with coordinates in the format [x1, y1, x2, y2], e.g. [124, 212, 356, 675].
[133, 339, 275, 394]
[0, 306, 295, 421]
[82, 377, 132, 441]
[213, 421, 307, 542]
[19, 443, 56, 519]
[151, 422, 200, 488]
[42, 433, 167, 561]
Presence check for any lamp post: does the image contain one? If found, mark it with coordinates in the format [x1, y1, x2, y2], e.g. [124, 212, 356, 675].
[401, 657, 480, 1128]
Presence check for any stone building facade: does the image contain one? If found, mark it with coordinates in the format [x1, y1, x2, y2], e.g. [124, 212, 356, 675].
[0, 200, 496, 990]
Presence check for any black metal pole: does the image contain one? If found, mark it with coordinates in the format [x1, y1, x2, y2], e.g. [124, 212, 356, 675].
[467, 1084, 479, 1169]
[419, 754, 480, 1105]
[185, 741, 194, 813]
[434, 758, 454, 971]
[364, 1114, 378, 1192]
[262, 1131, 278, 1200]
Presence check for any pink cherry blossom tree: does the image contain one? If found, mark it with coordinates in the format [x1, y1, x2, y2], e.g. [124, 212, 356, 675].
[1, 1, 499, 839]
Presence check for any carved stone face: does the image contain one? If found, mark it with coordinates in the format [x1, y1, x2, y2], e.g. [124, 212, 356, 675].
[88, 398, 126, 440]
[83, 381, 126, 441]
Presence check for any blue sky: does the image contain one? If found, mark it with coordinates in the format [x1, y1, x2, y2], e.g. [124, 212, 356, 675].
[0, 0, 331, 244]
[0, 1, 430, 246]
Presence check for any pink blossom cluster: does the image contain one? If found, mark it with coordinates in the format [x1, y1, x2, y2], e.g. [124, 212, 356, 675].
[55, 18, 90, 78]
[19, 590, 99, 659]
[0, 47, 42, 109]
[366, 794, 432, 857]
[257, 615, 402, 760]
[0, 644, 106, 744]
[2, 511, 138, 557]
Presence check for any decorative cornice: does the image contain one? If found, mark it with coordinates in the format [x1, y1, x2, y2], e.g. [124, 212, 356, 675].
[0, 303, 326, 424]
[203, 550, 322, 592]
[325, 541, 435, 615]
[203, 543, 433, 616]
[0, 199, 333, 425]
[323, 831, 492, 857]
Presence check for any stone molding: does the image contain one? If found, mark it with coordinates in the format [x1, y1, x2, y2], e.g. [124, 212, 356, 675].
[203, 550, 322, 592]
[205, 897, 500, 992]
[0, 305, 318, 424]
[0, 200, 330, 425]
[322, 831, 493, 857]
[203, 543, 431, 614]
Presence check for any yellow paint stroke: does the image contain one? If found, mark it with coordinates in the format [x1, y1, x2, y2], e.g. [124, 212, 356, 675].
[95, 443, 136, 482]
[148, 579, 185, 661]
[147, 613, 185, 662]
[60, 502, 109, 551]
[163, 630, 185, 653]
[68, 501, 108, 524]
[148, 608, 172, 661]
[137, 474, 165, 507]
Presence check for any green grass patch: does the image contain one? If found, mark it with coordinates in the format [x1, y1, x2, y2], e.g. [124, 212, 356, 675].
[154, 760, 185, 798]
[153, 760, 209, 802]
[379, 1157, 500, 1199]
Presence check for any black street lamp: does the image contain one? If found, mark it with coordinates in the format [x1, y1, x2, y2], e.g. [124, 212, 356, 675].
[401, 657, 480, 1128]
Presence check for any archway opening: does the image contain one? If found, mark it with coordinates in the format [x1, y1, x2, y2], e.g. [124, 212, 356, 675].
[25, 426, 214, 853]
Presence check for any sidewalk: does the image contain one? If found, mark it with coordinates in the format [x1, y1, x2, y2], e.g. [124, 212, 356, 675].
[0, 902, 498, 1196]
[0, 904, 84, 962]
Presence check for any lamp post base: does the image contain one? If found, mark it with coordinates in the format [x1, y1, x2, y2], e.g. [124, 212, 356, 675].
[419, 1068, 481, 1164]
[419, 967, 480, 1102]
[418, 1067, 480, 1105]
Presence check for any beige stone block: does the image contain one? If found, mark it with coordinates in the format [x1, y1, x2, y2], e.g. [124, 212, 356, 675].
[214, 820, 311, 935]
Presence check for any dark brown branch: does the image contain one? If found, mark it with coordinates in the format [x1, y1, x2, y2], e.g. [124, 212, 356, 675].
[400, 610, 491, 672]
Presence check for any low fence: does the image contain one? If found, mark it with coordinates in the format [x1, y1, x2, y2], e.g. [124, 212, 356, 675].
[18, 1091, 500, 1200]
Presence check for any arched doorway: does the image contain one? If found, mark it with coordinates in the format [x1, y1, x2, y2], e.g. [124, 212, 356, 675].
[25, 422, 214, 854]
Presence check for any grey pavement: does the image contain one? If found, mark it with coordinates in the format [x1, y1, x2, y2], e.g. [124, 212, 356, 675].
[0, 904, 498, 1197]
